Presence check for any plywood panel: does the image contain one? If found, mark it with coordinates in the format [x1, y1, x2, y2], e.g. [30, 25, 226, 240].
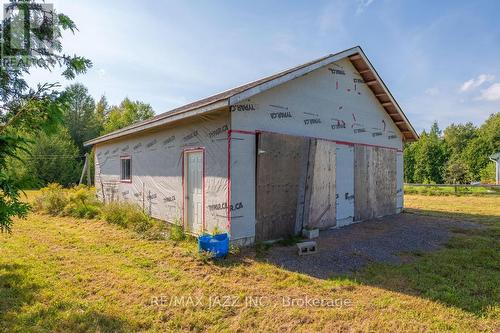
[304, 139, 336, 229]
[354, 145, 396, 221]
[255, 132, 310, 241]
[294, 140, 312, 234]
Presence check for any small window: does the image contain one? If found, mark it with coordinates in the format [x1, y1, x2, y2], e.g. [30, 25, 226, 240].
[120, 157, 131, 181]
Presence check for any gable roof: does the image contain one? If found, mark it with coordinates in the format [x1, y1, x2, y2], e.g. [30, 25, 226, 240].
[84, 46, 418, 146]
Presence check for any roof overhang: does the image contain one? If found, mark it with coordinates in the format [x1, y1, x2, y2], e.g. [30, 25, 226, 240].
[84, 100, 228, 146]
[85, 46, 418, 146]
[347, 50, 418, 141]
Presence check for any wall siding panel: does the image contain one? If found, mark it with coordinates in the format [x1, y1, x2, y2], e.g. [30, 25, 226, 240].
[303, 139, 336, 229]
[354, 145, 397, 221]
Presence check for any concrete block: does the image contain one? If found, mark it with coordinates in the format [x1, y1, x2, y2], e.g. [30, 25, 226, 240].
[301, 228, 319, 239]
[297, 241, 317, 256]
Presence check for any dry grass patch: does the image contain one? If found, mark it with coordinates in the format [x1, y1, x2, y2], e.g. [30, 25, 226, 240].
[0, 194, 498, 332]
[405, 194, 500, 225]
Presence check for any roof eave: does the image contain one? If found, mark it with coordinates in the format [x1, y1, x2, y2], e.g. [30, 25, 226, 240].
[84, 99, 229, 146]
[348, 48, 419, 142]
[229, 47, 361, 105]
[85, 45, 419, 146]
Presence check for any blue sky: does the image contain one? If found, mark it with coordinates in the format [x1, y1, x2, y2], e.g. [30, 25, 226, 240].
[22, 0, 500, 132]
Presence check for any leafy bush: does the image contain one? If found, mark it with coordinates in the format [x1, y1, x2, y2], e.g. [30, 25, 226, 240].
[33, 184, 168, 238]
[100, 201, 151, 231]
[128, 209, 153, 233]
[100, 202, 133, 228]
[33, 184, 101, 218]
[33, 183, 68, 215]
[63, 185, 101, 218]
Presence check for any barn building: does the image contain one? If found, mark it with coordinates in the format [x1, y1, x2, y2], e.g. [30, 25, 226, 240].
[85, 46, 418, 246]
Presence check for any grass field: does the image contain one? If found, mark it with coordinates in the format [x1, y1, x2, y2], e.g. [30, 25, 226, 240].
[0, 194, 499, 332]
[404, 184, 500, 196]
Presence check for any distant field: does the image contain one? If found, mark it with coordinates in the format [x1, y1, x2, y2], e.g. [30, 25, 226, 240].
[405, 195, 500, 224]
[0, 193, 498, 332]
[405, 184, 500, 196]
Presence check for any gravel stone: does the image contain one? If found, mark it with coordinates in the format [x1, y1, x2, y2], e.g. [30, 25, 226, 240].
[264, 213, 481, 279]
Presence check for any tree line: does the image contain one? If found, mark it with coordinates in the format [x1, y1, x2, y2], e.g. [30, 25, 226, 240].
[9, 85, 499, 188]
[6, 83, 155, 187]
[404, 113, 499, 184]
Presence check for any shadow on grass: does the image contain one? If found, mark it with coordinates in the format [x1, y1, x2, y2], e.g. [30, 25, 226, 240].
[343, 209, 499, 316]
[0, 263, 133, 333]
[404, 207, 499, 226]
[0, 263, 38, 319]
[219, 208, 498, 317]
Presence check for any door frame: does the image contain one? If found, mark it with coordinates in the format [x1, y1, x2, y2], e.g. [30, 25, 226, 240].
[182, 147, 206, 233]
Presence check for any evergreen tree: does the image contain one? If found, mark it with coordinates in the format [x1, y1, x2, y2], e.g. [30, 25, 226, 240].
[25, 129, 82, 186]
[59, 83, 100, 153]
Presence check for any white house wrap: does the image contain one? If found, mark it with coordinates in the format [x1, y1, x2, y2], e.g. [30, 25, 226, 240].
[86, 46, 418, 246]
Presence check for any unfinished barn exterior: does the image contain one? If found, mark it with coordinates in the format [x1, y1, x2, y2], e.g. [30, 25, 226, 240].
[85, 46, 418, 246]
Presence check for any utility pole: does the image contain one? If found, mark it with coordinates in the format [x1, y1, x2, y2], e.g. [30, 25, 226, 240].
[87, 152, 92, 186]
[79, 153, 88, 185]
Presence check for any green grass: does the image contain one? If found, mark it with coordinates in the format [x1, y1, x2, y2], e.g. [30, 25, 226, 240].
[404, 184, 500, 196]
[0, 194, 498, 332]
[354, 222, 499, 317]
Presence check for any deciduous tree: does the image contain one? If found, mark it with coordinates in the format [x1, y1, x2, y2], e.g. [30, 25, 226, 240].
[102, 98, 154, 134]
[0, 1, 91, 232]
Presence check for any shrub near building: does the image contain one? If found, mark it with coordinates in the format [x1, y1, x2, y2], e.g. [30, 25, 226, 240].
[32, 184, 170, 239]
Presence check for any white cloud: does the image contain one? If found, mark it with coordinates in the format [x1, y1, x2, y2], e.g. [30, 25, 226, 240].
[356, 0, 375, 15]
[478, 83, 500, 101]
[459, 74, 495, 92]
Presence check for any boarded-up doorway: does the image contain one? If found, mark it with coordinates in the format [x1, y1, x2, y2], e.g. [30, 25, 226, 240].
[302, 139, 336, 230]
[255, 133, 336, 241]
[354, 145, 397, 221]
[255, 132, 309, 242]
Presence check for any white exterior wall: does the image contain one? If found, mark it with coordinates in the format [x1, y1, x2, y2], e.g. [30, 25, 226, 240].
[229, 58, 404, 242]
[94, 111, 230, 234]
[228, 131, 256, 245]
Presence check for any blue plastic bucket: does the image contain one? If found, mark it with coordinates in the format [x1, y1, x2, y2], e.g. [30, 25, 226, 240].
[198, 233, 229, 258]
[198, 235, 212, 252]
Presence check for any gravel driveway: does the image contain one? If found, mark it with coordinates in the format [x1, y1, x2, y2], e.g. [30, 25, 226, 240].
[264, 213, 481, 279]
